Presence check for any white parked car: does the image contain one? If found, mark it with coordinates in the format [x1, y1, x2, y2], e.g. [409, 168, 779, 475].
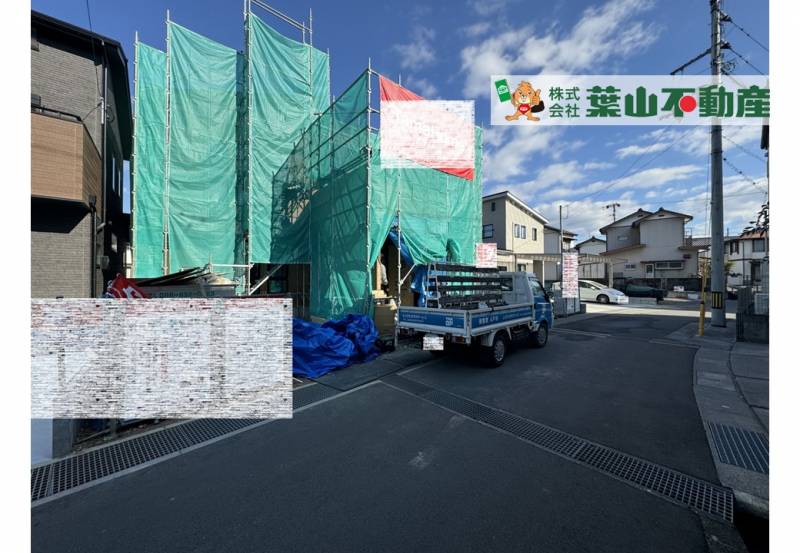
[550, 280, 629, 304]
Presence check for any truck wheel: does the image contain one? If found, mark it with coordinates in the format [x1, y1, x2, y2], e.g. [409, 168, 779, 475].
[481, 333, 508, 368]
[530, 322, 548, 348]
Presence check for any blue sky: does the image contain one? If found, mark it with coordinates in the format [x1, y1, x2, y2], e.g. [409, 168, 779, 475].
[32, 0, 770, 240]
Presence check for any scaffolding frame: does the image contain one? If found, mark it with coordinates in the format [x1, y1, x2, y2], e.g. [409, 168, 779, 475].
[162, 10, 172, 276]
[131, 31, 139, 277]
[243, 0, 315, 295]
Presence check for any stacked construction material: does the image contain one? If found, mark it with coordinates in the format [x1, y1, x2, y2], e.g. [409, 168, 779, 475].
[425, 263, 504, 310]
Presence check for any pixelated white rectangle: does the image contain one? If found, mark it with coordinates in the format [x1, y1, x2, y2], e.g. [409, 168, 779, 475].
[475, 243, 497, 269]
[31, 298, 293, 419]
[380, 100, 475, 169]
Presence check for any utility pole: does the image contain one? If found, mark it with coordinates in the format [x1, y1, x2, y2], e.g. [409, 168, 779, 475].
[558, 205, 564, 281]
[605, 202, 621, 221]
[710, 0, 726, 327]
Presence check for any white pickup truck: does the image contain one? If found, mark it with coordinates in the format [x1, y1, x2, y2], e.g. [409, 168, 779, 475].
[397, 269, 554, 367]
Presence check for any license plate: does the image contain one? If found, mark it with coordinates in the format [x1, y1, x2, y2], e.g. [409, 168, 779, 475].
[423, 335, 444, 351]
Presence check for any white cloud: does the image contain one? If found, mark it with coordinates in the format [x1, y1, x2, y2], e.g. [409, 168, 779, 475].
[583, 161, 615, 170]
[468, 0, 506, 16]
[393, 27, 436, 70]
[482, 126, 565, 182]
[462, 22, 492, 38]
[403, 75, 438, 98]
[615, 142, 669, 158]
[460, 0, 661, 97]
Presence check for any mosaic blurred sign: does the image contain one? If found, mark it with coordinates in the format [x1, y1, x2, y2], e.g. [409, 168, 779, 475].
[562, 253, 579, 299]
[475, 242, 498, 269]
[31, 298, 293, 419]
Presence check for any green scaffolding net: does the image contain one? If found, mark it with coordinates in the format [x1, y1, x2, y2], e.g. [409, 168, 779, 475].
[166, 22, 239, 274]
[131, 42, 166, 278]
[130, 15, 483, 321]
[248, 13, 330, 264]
[271, 71, 370, 318]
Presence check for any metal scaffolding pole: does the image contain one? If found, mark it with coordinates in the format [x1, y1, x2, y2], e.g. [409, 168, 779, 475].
[162, 10, 172, 276]
[244, 0, 253, 294]
[131, 31, 139, 277]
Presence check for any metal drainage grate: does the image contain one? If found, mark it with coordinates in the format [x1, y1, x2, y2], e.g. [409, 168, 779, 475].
[32, 385, 344, 503]
[382, 374, 734, 523]
[578, 443, 734, 522]
[708, 422, 769, 474]
[31, 464, 51, 502]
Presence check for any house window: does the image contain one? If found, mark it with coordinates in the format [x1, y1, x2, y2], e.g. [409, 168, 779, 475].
[729, 241, 739, 254]
[752, 238, 765, 252]
[491, 201, 496, 212]
[31, 28, 39, 51]
[655, 261, 684, 270]
[31, 94, 41, 107]
[482, 224, 494, 239]
[513, 223, 520, 238]
[520, 225, 527, 239]
[532, 228, 537, 241]
[498, 265, 507, 271]
[517, 264, 526, 272]
[624, 263, 637, 270]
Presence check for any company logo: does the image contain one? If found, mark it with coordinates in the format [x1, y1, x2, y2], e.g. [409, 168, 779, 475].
[491, 75, 769, 126]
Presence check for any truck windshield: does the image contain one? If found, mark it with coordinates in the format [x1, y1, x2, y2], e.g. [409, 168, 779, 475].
[528, 278, 544, 296]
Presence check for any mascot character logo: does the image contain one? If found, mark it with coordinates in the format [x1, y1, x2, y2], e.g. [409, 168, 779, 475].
[505, 81, 544, 122]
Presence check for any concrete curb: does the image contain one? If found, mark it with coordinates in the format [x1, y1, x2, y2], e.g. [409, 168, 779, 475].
[675, 321, 769, 520]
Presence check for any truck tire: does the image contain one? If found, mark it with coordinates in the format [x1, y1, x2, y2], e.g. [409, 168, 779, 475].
[529, 322, 548, 348]
[481, 332, 508, 368]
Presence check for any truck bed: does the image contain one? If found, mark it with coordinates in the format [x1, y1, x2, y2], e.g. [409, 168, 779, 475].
[398, 303, 535, 338]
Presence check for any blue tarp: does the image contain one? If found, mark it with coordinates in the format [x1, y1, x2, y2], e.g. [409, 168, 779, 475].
[292, 314, 380, 377]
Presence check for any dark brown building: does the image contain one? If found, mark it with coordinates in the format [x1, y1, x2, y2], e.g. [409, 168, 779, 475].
[31, 10, 132, 299]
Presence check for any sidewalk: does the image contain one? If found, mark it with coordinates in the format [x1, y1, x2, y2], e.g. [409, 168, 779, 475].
[666, 322, 769, 517]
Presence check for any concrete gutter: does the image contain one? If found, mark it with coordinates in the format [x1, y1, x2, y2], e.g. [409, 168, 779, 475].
[666, 322, 769, 519]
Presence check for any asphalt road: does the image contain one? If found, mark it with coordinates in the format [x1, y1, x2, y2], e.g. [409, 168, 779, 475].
[32, 306, 741, 553]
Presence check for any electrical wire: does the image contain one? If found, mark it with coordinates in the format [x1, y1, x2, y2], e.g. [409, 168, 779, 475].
[725, 14, 769, 53]
[722, 134, 766, 163]
[727, 45, 766, 75]
[722, 156, 768, 193]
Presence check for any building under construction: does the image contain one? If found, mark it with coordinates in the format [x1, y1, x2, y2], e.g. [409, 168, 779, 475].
[131, 1, 483, 323]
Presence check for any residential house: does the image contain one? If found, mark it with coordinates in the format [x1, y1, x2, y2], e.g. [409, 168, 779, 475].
[600, 208, 702, 284]
[482, 191, 547, 279]
[542, 224, 577, 282]
[30, 11, 132, 461]
[726, 231, 768, 287]
[575, 236, 607, 280]
[31, 10, 132, 300]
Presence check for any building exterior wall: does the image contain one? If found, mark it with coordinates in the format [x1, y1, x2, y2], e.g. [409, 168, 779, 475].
[726, 237, 768, 286]
[482, 198, 507, 248]
[31, 200, 95, 298]
[482, 195, 545, 277]
[505, 201, 544, 255]
[31, 33, 103, 146]
[577, 239, 607, 279]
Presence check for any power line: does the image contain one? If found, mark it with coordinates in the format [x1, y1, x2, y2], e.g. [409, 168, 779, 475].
[565, 126, 697, 207]
[727, 45, 766, 75]
[724, 13, 769, 53]
[722, 156, 768, 193]
[722, 134, 766, 163]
